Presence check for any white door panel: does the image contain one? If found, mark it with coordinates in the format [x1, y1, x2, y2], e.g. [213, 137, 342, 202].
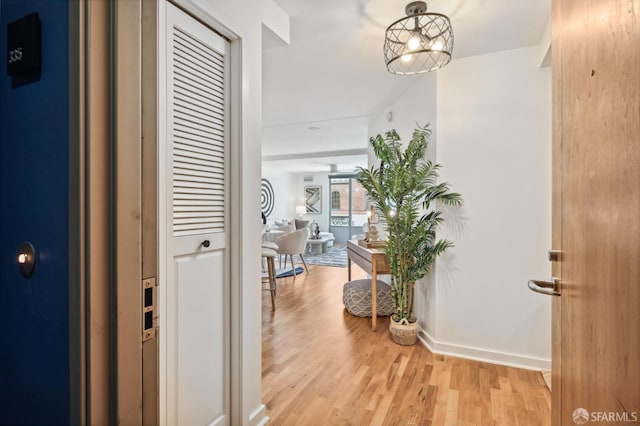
[176, 251, 225, 426]
[174, 233, 225, 255]
[164, 3, 230, 425]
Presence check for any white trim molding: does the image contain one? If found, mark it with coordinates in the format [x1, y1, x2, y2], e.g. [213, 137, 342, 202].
[537, 18, 552, 68]
[248, 404, 268, 426]
[418, 328, 551, 371]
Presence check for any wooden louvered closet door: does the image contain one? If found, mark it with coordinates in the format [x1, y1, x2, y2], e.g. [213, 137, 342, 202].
[164, 4, 229, 425]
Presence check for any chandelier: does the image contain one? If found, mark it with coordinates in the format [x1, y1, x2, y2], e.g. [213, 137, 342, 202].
[384, 1, 454, 74]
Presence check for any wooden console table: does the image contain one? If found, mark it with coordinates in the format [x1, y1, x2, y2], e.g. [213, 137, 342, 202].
[346, 240, 391, 331]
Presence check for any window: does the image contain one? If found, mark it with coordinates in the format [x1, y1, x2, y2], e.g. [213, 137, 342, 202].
[331, 191, 341, 209]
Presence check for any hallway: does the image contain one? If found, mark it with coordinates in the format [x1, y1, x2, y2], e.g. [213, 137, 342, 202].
[262, 265, 551, 425]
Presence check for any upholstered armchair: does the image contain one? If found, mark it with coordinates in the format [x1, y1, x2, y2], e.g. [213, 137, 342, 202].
[275, 228, 309, 281]
[294, 219, 309, 230]
[271, 224, 295, 234]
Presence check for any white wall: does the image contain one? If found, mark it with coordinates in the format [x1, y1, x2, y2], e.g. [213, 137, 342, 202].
[177, 1, 288, 424]
[263, 169, 363, 232]
[367, 46, 552, 370]
[434, 46, 552, 369]
[262, 166, 296, 222]
[368, 74, 438, 163]
[367, 73, 439, 338]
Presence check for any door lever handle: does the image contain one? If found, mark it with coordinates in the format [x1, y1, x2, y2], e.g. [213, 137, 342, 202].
[528, 277, 561, 296]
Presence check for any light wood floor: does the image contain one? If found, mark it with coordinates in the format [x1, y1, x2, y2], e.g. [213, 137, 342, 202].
[262, 264, 551, 425]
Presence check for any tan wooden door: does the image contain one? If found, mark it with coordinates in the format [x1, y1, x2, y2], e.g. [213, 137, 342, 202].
[551, 0, 640, 423]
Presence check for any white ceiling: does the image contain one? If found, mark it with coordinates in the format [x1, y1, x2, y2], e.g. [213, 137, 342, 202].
[262, 0, 550, 172]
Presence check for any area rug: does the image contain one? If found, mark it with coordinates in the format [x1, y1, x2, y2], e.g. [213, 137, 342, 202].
[275, 266, 304, 278]
[262, 265, 304, 280]
[297, 245, 348, 268]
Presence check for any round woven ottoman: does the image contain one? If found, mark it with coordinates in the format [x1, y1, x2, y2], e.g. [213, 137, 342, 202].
[343, 279, 393, 317]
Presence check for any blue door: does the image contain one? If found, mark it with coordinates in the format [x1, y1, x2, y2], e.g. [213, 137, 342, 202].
[0, 1, 74, 423]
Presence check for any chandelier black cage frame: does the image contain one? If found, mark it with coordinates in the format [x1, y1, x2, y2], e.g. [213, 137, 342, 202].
[384, 1, 454, 75]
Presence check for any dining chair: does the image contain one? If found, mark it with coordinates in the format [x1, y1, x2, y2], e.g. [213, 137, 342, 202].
[275, 228, 309, 281]
[261, 248, 277, 310]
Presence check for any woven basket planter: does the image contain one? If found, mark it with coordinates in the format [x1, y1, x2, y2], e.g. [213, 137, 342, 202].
[389, 316, 419, 346]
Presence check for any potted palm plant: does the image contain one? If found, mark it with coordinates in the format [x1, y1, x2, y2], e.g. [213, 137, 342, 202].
[356, 124, 462, 345]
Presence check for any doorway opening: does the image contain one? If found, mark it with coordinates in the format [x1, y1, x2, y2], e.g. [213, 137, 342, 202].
[328, 174, 368, 244]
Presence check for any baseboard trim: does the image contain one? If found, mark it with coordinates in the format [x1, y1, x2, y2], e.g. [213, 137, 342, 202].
[418, 328, 551, 371]
[248, 404, 269, 426]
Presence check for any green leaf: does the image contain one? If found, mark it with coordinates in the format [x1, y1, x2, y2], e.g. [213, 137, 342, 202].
[355, 123, 463, 322]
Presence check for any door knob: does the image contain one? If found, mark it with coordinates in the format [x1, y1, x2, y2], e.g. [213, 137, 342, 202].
[201, 240, 210, 248]
[17, 241, 37, 278]
[528, 277, 560, 296]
